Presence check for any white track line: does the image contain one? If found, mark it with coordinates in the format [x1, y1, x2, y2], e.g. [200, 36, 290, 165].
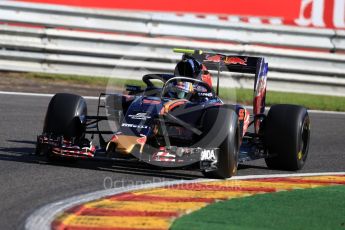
[1, 90, 345, 115]
[25, 172, 345, 230]
[0, 91, 98, 100]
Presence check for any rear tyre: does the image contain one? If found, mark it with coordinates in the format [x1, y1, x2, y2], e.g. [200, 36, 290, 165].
[264, 104, 310, 170]
[41, 93, 87, 162]
[201, 106, 239, 179]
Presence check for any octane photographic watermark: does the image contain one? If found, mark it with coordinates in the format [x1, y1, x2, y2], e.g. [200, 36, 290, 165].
[103, 176, 243, 191]
[103, 176, 171, 190]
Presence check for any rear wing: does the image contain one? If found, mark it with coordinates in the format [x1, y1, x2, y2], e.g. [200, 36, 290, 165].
[174, 48, 268, 133]
[174, 49, 263, 74]
[173, 48, 268, 92]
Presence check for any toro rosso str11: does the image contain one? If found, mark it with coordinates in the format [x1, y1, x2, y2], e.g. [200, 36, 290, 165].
[36, 48, 311, 178]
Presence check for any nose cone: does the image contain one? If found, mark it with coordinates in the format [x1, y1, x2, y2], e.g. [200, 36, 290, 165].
[109, 135, 146, 155]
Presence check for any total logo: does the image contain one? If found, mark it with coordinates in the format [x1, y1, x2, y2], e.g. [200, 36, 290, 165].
[201, 149, 217, 161]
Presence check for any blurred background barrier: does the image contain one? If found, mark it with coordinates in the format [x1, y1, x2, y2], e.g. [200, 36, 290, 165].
[0, 1, 345, 96]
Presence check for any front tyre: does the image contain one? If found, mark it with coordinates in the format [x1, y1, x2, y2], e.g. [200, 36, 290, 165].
[43, 93, 87, 138]
[201, 107, 240, 179]
[40, 93, 87, 162]
[264, 104, 310, 171]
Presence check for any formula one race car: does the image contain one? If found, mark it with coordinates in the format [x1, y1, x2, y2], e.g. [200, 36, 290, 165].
[36, 48, 311, 178]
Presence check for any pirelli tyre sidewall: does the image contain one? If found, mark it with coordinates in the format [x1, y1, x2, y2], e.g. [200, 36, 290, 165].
[201, 106, 239, 179]
[43, 93, 87, 139]
[264, 104, 310, 171]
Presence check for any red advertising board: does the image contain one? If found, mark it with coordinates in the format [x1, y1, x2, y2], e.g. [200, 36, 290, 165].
[294, 0, 345, 30]
[18, 0, 300, 19]
[16, 0, 345, 29]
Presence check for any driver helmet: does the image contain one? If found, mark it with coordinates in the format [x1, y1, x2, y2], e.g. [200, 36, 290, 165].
[173, 81, 194, 99]
[174, 58, 202, 79]
[174, 58, 213, 88]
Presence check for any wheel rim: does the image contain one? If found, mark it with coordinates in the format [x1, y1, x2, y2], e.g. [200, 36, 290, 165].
[299, 116, 310, 162]
[231, 129, 240, 174]
[234, 130, 239, 167]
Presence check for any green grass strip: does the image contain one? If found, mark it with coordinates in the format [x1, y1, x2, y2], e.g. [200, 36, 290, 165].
[24, 73, 345, 111]
[171, 186, 345, 230]
[219, 88, 345, 111]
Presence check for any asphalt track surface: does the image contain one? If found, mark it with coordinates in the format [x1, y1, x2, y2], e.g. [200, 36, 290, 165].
[0, 94, 344, 229]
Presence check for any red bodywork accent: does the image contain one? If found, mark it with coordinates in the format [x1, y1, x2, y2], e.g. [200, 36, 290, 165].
[243, 109, 250, 136]
[253, 83, 267, 133]
[201, 64, 213, 88]
[51, 146, 95, 158]
[152, 149, 176, 162]
[143, 99, 161, 105]
[224, 57, 248, 65]
[206, 55, 222, 62]
[38, 136, 95, 158]
[136, 135, 147, 145]
[205, 55, 248, 66]
[254, 87, 266, 115]
[168, 101, 186, 111]
[160, 99, 188, 115]
[238, 108, 250, 137]
[110, 135, 118, 142]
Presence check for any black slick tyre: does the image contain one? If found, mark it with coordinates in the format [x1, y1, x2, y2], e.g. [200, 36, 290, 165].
[264, 104, 310, 171]
[41, 93, 87, 161]
[201, 106, 240, 179]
